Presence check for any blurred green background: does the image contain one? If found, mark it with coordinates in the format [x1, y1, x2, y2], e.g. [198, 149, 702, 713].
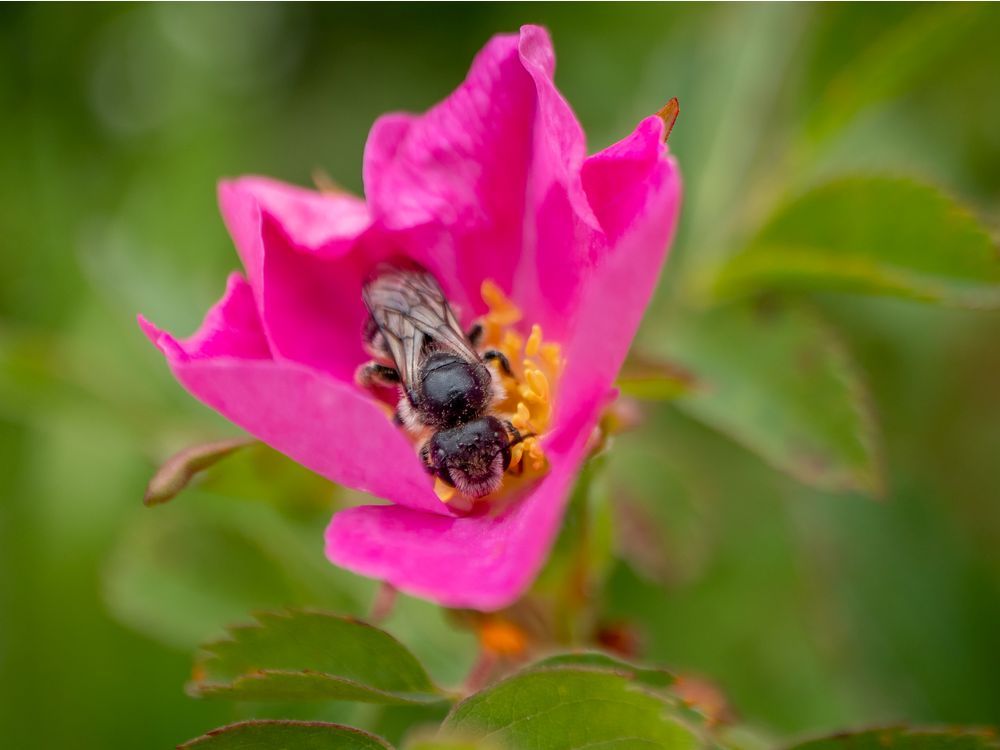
[2, 3, 1000, 748]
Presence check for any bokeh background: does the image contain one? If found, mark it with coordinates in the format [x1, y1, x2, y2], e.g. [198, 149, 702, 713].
[2, 3, 1000, 748]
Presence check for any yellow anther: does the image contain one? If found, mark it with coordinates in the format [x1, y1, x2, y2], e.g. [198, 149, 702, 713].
[502, 330, 524, 357]
[512, 402, 532, 428]
[519, 384, 544, 404]
[526, 368, 549, 401]
[510, 443, 524, 467]
[480, 280, 522, 326]
[434, 478, 457, 503]
[525, 324, 543, 357]
[471, 278, 562, 484]
[540, 343, 562, 371]
[478, 618, 529, 657]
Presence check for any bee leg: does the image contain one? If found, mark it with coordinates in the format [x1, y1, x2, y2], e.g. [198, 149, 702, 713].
[483, 349, 514, 378]
[362, 316, 392, 359]
[500, 419, 535, 475]
[467, 322, 484, 348]
[419, 441, 436, 475]
[355, 361, 401, 389]
[501, 419, 533, 446]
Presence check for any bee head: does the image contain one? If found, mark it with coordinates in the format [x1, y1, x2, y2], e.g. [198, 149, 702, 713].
[419, 353, 492, 427]
[428, 417, 511, 499]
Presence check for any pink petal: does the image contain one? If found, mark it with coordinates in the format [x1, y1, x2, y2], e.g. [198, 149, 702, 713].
[361, 26, 598, 338]
[218, 177, 375, 381]
[509, 26, 604, 342]
[558, 116, 683, 421]
[140, 277, 451, 517]
[325, 392, 607, 609]
[137, 272, 271, 362]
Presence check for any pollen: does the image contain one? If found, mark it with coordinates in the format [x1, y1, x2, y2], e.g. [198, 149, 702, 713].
[478, 617, 529, 657]
[434, 478, 457, 504]
[479, 280, 561, 479]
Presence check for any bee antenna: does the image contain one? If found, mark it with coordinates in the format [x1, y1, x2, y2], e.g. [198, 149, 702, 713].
[508, 430, 536, 448]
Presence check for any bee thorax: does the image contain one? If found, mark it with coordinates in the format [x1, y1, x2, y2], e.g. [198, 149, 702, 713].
[419, 353, 491, 427]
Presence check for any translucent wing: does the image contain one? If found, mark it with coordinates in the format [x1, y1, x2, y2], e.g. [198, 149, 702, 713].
[362, 264, 479, 394]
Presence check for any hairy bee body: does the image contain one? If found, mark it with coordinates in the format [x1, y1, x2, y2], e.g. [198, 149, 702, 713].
[356, 262, 525, 499]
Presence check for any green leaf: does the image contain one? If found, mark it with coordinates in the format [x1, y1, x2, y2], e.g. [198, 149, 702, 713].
[179, 720, 394, 749]
[144, 437, 256, 506]
[441, 667, 700, 750]
[666, 301, 882, 495]
[617, 353, 699, 401]
[405, 733, 494, 750]
[804, 5, 985, 144]
[104, 494, 368, 650]
[529, 651, 675, 689]
[191, 610, 444, 705]
[712, 177, 1000, 308]
[788, 727, 1000, 750]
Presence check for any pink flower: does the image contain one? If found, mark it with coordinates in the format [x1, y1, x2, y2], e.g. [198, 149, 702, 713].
[139, 25, 681, 610]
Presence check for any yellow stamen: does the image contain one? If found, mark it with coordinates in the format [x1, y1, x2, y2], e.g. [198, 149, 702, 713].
[434, 478, 457, 503]
[525, 324, 542, 357]
[476, 280, 562, 483]
[478, 617, 529, 657]
[540, 343, 561, 371]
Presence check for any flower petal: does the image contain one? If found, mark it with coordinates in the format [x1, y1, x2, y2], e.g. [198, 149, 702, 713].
[362, 25, 597, 336]
[558, 116, 683, 422]
[218, 176, 374, 381]
[138, 272, 271, 362]
[509, 25, 604, 342]
[325, 392, 605, 609]
[140, 276, 451, 517]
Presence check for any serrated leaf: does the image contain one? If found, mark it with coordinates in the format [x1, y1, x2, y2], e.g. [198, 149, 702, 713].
[788, 727, 1000, 750]
[666, 301, 882, 495]
[441, 667, 700, 750]
[712, 178, 1000, 308]
[144, 437, 256, 506]
[179, 720, 394, 749]
[530, 651, 675, 689]
[191, 610, 444, 705]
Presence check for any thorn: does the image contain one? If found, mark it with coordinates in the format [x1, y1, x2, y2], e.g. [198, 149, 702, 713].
[655, 97, 680, 143]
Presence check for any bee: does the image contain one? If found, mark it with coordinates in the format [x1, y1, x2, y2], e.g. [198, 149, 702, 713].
[356, 262, 531, 499]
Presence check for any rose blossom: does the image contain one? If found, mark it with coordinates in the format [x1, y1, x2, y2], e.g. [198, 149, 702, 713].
[139, 25, 681, 610]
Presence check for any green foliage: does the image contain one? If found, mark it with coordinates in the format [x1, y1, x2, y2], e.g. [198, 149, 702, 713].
[179, 720, 393, 750]
[804, 5, 985, 144]
[4, 4, 1000, 750]
[105, 493, 368, 650]
[616, 353, 698, 401]
[529, 651, 675, 689]
[666, 301, 881, 495]
[712, 178, 1000, 308]
[789, 728, 1000, 750]
[441, 666, 700, 750]
[190, 611, 444, 705]
[404, 733, 494, 750]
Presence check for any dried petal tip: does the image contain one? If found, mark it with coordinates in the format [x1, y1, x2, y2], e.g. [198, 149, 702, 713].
[655, 98, 680, 142]
[143, 437, 256, 506]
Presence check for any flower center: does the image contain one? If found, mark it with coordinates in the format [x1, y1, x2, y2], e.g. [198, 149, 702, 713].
[433, 280, 562, 504]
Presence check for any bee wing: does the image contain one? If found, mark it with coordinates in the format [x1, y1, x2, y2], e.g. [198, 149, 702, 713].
[362, 265, 479, 391]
